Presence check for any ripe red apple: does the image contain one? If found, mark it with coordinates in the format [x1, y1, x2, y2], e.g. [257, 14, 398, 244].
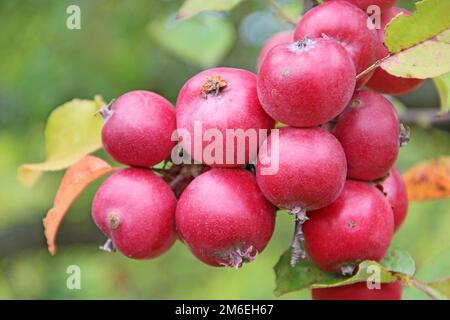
[101, 90, 176, 167]
[257, 37, 355, 127]
[92, 168, 177, 259]
[382, 167, 408, 231]
[333, 90, 400, 181]
[303, 180, 394, 273]
[176, 67, 274, 167]
[176, 169, 275, 268]
[294, 1, 379, 86]
[256, 127, 347, 211]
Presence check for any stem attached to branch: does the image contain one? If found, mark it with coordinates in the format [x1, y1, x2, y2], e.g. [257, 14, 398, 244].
[409, 278, 441, 300]
[267, 0, 297, 26]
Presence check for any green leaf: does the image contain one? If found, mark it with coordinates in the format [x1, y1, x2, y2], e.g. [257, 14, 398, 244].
[177, 0, 244, 20]
[381, 30, 450, 79]
[381, 0, 450, 79]
[381, 250, 416, 277]
[148, 13, 235, 68]
[384, 0, 450, 53]
[433, 72, 450, 114]
[18, 96, 105, 186]
[274, 250, 398, 296]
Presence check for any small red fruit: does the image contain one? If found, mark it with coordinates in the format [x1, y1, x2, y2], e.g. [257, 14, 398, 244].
[101, 90, 176, 167]
[176, 169, 276, 268]
[256, 127, 347, 211]
[176, 68, 274, 166]
[257, 30, 293, 72]
[294, 1, 379, 86]
[92, 168, 177, 259]
[325, 0, 397, 12]
[312, 281, 402, 300]
[366, 7, 424, 95]
[382, 167, 408, 231]
[333, 90, 400, 181]
[303, 180, 394, 273]
[257, 37, 355, 127]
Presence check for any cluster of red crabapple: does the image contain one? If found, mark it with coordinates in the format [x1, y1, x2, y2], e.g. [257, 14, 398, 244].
[92, 0, 421, 300]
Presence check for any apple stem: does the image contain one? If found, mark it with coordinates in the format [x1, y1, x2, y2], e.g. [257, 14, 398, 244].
[289, 207, 308, 267]
[356, 54, 391, 81]
[399, 123, 410, 147]
[99, 238, 116, 253]
[201, 76, 227, 99]
[97, 98, 116, 121]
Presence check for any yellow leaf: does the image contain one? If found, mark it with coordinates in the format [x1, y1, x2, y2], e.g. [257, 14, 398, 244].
[403, 157, 450, 201]
[43, 155, 117, 255]
[18, 96, 106, 186]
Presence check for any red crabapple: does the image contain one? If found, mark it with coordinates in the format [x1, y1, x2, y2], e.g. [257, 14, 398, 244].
[175, 169, 276, 268]
[366, 7, 424, 95]
[294, 1, 379, 86]
[176, 68, 274, 167]
[256, 127, 347, 212]
[312, 281, 402, 300]
[257, 37, 355, 127]
[325, 0, 397, 12]
[101, 90, 176, 167]
[333, 90, 400, 181]
[256, 127, 347, 266]
[382, 167, 408, 231]
[303, 180, 394, 273]
[257, 30, 293, 72]
[92, 168, 177, 259]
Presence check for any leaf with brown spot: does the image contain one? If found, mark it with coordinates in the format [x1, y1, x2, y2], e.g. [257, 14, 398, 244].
[403, 157, 450, 201]
[43, 155, 118, 255]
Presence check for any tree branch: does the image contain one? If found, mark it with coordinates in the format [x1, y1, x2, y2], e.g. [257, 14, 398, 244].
[0, 215, 103, 259]
[409, 278, 441, 300]
[399, 108, 450, 128]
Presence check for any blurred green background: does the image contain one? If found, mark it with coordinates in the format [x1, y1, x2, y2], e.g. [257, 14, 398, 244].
[0, 0, 449, 299]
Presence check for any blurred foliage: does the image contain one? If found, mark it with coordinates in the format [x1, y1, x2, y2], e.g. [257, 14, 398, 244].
[0, 0, 449, 300]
